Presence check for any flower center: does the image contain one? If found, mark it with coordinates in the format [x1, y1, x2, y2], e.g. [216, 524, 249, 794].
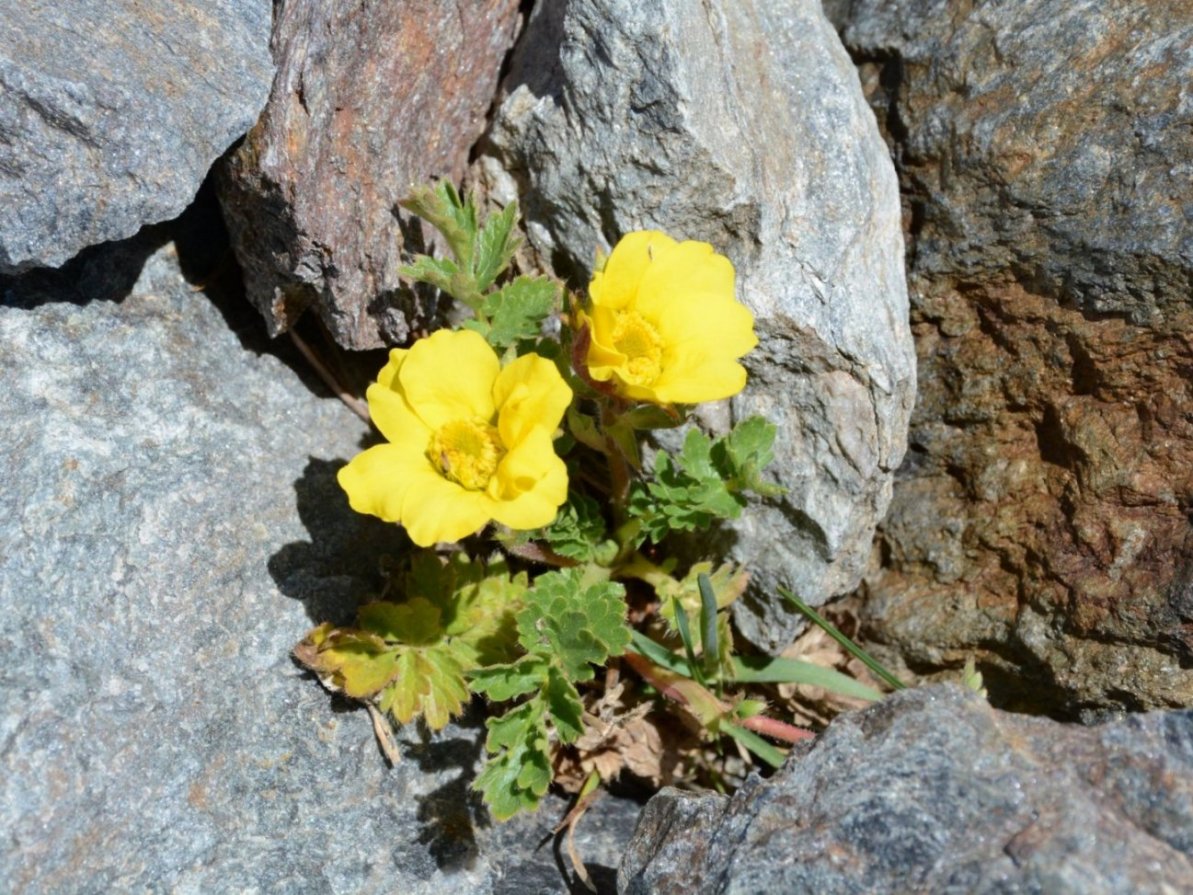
[428, 420, 505, 491]
[611, 310, 663, 386]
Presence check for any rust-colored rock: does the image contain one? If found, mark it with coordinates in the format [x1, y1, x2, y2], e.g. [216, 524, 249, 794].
[832, 0, 1193, 716]
[218, 0, 522, 349]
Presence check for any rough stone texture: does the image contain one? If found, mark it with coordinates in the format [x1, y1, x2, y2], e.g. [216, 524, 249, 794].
[0, 1, 272, 274]
[826, 0, 1193, 715]
[483, 0, 916, 652]
[218, 0, 522, 350]
[0, 211, 640, 893]
[619, 685, 1193, 894]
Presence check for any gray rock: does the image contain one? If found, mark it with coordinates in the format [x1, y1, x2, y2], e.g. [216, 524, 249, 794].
[0, 213, 639, 892]
[828, 0, 1193, 714]
[619, 685, 1193, 894]
[0, 1, 272, 274]
[218, 0, 522, 350]
[483, 0, 915, 651]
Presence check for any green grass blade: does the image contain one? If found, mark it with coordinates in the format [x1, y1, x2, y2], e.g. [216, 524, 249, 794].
[628, 629, 692, 677]
[670, 598, 706, 686]
[731, 656, 882, 702]
[697, 573, 719, 677]
[720, 721, 786, 768]
[779, 588, 906, 691]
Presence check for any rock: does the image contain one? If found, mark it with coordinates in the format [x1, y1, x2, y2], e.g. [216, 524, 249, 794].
[218, 0, 522, 350]
[0, 1, 272, 274]
[830, 0, 1193, 714]
[483, 0, 916, 652]
[619, 685, 1193, 894]
[0, 203, 640, 892]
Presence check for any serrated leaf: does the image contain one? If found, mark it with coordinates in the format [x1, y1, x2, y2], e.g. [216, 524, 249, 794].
[516, 570, 630, 679]
[472, 201, 520, 290]
[479, 276, 557, 349]
[543, 665, 584, 744]
[469, 655, 549, 701]
[538, 492, 611, 563]
[404, 553, 526, 664]
[294, 628, 400, 699]
[629, 422, 783, 543]
[476, 697, 553, 820]
[358, 597, 443, 646]
[400, 181, 477, 266]
[399, 255, 459, 293]
[713, 416, 784, 497]
[376, 645, 471, 730]
[475, 737, 551, 820]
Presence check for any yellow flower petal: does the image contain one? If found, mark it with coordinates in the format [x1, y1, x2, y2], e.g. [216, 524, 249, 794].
[634, 240, 735, 321]
[400, 469, 495, 546]
[489, 430, 569, 529]
[375, 347, 410, 390]
[583, 231, 757, 405]
[580, 305, 626, 383]
[340, 328, 571, 541]
[652, 357, 749, 404]
[337, 443, 431, 524]
[655, 290, 758, 360]
[366, 379, 432, 450]
[590, 230, 677, 310]
[493, 352, 573, 447]
[398, 329, 499, 429]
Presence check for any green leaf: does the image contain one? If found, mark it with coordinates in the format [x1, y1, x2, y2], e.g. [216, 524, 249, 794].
[629, 420, 785, 543]
[475, 698, 553, 820]
[469, 655, 549, 702]
[670, 598, 706, 686]
[537, 493, 613, 563]
[400, 181, 477, 267]
[399, 255, 459, 294]
[478, 276, 557, 349]
[378, 645, 471, 730]
[358, 597, 443, 646]
[567, 404, 606, 452]
[472, 201, 520, 290]
[731, 655, 883, 702]
[780, 587, 906, 692]
[713, 416, 784, 498]
[294, 628, 400, 699]
[517, 570, 630, 680]
[629, 430, 743, 542]
[628, 629, 693, 677]
[543, 666, 585, 744]
[404, 553, 526, 665]
[698, 573, 720, 678]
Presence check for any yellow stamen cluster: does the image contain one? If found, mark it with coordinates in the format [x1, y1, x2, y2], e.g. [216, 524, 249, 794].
[610, 310, 663, 386]
[428, 419, 505, 491]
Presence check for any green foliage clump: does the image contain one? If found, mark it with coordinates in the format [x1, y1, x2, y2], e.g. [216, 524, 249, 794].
[296, 181, 906, 829]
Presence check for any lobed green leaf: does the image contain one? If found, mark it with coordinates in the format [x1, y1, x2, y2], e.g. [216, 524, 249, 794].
[477, 275, 557, 349]
[472, 201, 520, 290]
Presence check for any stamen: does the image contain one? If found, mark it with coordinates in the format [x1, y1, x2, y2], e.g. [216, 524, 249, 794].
[611, 311, 664, 386]
[428, 420, 505, 490]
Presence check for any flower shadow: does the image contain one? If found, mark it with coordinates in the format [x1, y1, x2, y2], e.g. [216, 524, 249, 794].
[269, 455, 407, 624]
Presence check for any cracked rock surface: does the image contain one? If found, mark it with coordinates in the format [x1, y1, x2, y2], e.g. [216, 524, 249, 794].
[827, 0, 1193, 714]
[0, 0, 272, 274]
[620, 685, 1193, 894]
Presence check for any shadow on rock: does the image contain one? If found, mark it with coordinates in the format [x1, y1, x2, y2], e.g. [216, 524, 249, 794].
[269, 455, 407, 625]
[407, 716, 491, 873]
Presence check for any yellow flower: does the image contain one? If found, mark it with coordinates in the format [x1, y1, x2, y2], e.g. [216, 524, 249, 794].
[578, 231, 757, 404]
[338, 329, 573, 546]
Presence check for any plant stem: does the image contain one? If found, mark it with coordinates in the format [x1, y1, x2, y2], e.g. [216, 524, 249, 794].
[739, 714, 815, 744]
